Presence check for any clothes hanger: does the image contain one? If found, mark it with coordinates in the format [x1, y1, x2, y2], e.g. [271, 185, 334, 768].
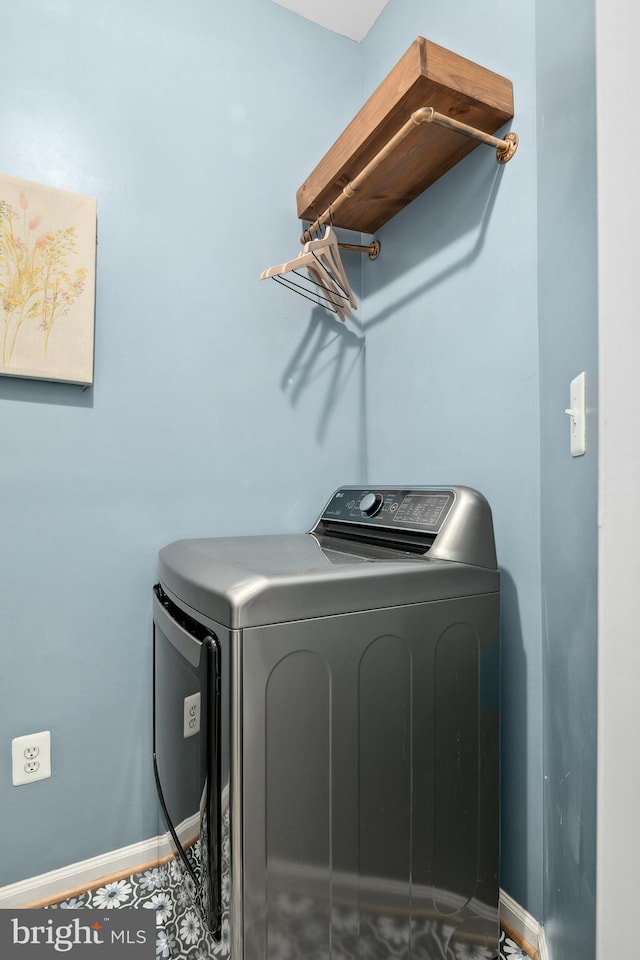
[306, 245, 356, 318]
[260, 243, 355, 322]
[270, 269, 347, 321]
[301, 225, 358, 311]
[306, 265, 351, 320]
[260, 213, 357, 322]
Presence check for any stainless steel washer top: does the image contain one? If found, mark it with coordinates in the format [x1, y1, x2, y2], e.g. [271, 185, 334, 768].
[158, 485, 499, 629]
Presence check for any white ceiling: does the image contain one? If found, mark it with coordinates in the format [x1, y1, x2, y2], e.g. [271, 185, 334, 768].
[270, 0, 390, 42]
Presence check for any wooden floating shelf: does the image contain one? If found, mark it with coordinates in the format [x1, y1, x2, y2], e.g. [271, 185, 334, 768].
[296, 37, 515, 236]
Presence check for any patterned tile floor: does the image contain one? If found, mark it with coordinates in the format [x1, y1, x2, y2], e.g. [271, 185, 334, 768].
[48, 869, 529, 959]
[46, 822, 528, 960]
[498, 931, 529, 959]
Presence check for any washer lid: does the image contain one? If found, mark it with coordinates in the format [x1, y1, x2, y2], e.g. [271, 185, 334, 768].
[158, 532, 499, 629]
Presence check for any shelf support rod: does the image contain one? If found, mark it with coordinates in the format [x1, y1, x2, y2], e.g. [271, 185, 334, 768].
[337, 239, 381, 260]
[301, 107, 518, 244]
[414, 107, 519, 161]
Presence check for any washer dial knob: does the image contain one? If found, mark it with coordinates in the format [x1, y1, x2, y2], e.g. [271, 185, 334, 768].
[359, 492, 383, 517]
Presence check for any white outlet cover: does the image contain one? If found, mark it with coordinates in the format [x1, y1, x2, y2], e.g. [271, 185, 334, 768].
[12, 731, 51, 786]
[183, 693, 201, 739]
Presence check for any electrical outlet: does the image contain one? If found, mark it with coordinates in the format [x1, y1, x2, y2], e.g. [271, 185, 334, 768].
[183, 693, 201, 739]
[12, 731, 51, 786]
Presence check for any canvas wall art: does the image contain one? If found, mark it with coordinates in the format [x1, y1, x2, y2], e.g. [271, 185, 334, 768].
[0, 173, 96, 385]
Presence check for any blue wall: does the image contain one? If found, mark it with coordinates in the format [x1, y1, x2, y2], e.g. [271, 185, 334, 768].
[360, 0, 544, 920]
[358, 0, 599, 947]
[1, 5, 599, 953]
[0, 0, 364, 885]
[536, 0, 598, 957]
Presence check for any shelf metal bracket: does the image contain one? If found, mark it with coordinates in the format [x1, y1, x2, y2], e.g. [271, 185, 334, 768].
[413, 107, 519, 163]
[337, 239, 381, 260]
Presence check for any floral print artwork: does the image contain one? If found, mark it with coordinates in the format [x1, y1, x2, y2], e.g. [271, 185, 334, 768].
[0, 173, 96, 384]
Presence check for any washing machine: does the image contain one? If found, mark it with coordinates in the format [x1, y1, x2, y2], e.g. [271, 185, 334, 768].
[153, 485, 500, 960]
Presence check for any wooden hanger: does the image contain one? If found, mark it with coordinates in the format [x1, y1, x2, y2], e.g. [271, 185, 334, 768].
[260, 225, 357, 322]
[301, 226, 358, 311]
[260, 250, 351, 322]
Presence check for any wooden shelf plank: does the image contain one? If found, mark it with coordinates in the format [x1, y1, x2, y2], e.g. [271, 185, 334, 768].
[296, 38, 515, 235]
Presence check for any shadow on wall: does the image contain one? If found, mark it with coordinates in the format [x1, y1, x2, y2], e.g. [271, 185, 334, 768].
[281, 306, 363, 443]
[363, 155, 507, 328]
[498, 567, 531, 905]
[0, 375, 94, 408]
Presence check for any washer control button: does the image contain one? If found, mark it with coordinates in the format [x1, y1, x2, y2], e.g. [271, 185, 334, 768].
[359, 492, 383, 517]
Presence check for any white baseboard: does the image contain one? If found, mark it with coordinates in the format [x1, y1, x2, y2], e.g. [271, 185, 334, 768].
[500, 889, 550, 959]
[0, 833, 173, 909]
[0, 792, 227, 910]
[538, 929, 550, 960]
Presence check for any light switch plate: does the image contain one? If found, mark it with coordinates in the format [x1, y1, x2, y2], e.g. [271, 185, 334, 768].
[566, 372, 586, 457]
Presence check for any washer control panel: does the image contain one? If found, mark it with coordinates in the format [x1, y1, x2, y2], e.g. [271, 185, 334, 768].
[319, 488, 455, 534]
